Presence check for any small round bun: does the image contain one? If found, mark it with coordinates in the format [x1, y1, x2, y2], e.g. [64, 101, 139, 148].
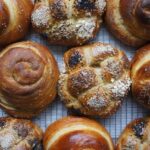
[116, 118, 150, 149]
[0, 0, 33, 45]
[43, 116, 114, 150]
[106, 0, 150, 47]
[0, 41, 59, 118]
[0, 117, 43, 150]
[131, 44, 150, 109]
[58, 42, 131, 118]
[31, 0, 106, 46]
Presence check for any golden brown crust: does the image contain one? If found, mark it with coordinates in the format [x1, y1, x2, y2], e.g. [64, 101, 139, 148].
[105, 0, 149, 47]
[43, 116, 114, 150]
[0, 41, 59, 118]
[0, 0, 33, 45]
[131, 44, 150, 109]
[58, 42, 131, 118]
[31, 0, 106, 46]
[116, 118, 150, 150]
[0, 117, 43, 150]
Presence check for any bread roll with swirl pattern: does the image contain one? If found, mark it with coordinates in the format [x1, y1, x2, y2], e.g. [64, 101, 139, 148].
[58, 42, 131, 118]
[43, 116, 114, 150]
[131, 44, 150, 109]
[0, 0, 33, 45]
[31, 0, 106, 46]
[0, 41, 59, 118]
[106, 0, 150, 47]
[0, 117, 43, 150]
[116, 118, 150, 150]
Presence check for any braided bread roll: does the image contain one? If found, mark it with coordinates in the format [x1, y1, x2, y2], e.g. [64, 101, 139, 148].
[44, 116, 114, 150]
[0, 0, 33, 45]
[58, 42, 131, 118]
[131, 44, 150, 109]
[116, 118, 150, 150]
[0, 41, 59, 118]
[0, 117, 43, 150]
[31, 0, 106, 46]
[106, 0, 150, 47]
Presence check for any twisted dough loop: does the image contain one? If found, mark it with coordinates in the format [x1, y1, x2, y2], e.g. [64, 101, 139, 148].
[44, 117, 114, 150]
[131, 44, 150, 109]
[0, 0, 33, 45]
[58, 43, 131, 118]
[0, 41, 59, 118]
[106, 0, 150, 47]
[31, 0, 106, 46]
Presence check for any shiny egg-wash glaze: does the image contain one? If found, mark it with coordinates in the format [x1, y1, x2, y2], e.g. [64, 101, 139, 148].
[31, 0, 106, 46]
[106, 0, 150, 47]
[0, 0, 33, 45]
[58, 42, 131, 118]
[0, 41, 59, 119]
[43, 117, 114, 150]
[0, 117, 43, 150]
[131, 44, 150, 109]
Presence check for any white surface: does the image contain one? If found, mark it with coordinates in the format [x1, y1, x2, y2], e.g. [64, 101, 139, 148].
[0, 26, 149, 141]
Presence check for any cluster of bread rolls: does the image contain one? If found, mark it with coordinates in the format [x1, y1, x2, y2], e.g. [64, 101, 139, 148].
[0, 0, 149, 149]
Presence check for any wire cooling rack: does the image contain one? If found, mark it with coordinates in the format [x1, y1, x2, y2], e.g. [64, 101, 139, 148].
[0, 25, 149, 142]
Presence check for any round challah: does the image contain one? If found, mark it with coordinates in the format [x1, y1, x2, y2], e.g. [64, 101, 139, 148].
[58, 42, 131, 118]
[31, 0, 106, 46]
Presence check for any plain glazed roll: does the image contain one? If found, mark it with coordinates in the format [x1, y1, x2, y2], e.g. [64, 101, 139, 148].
[0, 41, 59, 118]
[0, 0, 33, 45]
[58, 42, 131, 118]
[43, 116, 114, 150]
[116, 118, 150, 150]
[131, 44, 150, 109]
[0, 117, 43, 150]
[31, 0, 106, 46]
[106, 0, 150, 47]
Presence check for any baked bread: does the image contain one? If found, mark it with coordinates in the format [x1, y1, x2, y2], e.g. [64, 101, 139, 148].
[116, 117, 150, 149]
[58, 42, 131, 118]
[43, 116, 114, 150]
[131, 44, 150, 109]
[105, 0, 150, 47]
[0, 0, 33, 45]
[0, 41, 59, 118]
[31, 0, 106, 46]
[0, 117, 43, 150]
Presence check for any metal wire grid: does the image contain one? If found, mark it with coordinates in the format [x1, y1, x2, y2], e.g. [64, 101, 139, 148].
[0, 26, 149, 141]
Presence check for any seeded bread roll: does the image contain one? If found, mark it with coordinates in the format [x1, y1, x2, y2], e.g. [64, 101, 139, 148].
[31, 0, 106, 46]
[106, 0, 150, 47]
[43, 116, 114, 150]
[0, 117, 43, 150]
[0, 0, 33, 45]
[116, 118, 150, 150]
[131, 44, 150, 109]
[58, 42, 131, 118]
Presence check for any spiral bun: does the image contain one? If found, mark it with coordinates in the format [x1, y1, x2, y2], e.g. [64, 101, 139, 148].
[131, 44, 150, 109]
[0, 0, 33, 45]
[106, 0, 150, 47]
[0, 41, 59, 118]
[43, 116, 114, 150]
